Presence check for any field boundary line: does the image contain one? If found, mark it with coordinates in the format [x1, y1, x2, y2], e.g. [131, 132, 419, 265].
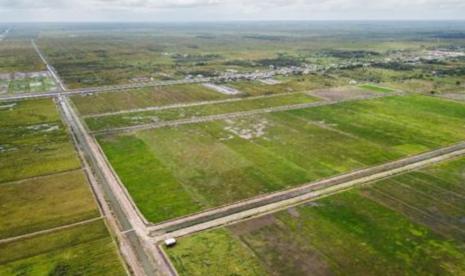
[84, 91, 311, 118]
[148, 141, 465, 239]
[94, 92, 404, 135]
[0, 168, 84, 186]
[0, 216, 104, 244]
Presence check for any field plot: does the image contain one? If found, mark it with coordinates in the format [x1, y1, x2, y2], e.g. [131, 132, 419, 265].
[165, 157, 465, 276]
[0, 99, 80, 183]
[71, 84, 230, 116]
[85, 92, 318, 131]
[0, 220, 126, 276]
[98, 95, 465, 223]
[0, 71, 57, 94]
[227, 75, 347, 97]
[0, 98, 125, 274]
[0, 40, 45, 73]
[0, 170, 99, 239]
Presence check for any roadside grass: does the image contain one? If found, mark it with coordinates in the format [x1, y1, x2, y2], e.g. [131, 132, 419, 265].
[0, 170, 100, 239]
[359, 83, 396, 93]
[0, 220, 126, 276]
[71, 84, 229, 116]
[166, 157, 465, 275]
[98, 95, 465, 223]
[166, 229, 267, 276]
[85, 93, 318, 131]
[0, 99, 81, 183]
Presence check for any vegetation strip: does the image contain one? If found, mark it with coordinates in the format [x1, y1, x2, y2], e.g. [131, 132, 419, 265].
[148, 141, 465, 236]
[0, 217, 104, 244]
[94, 92, 403, 135]
[84, 92, 310, 119]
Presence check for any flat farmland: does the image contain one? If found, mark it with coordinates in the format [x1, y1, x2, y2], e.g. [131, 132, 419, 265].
[0, 170, 99, 239]
[228, 75, 348, 97]
[85, 92, 318, 131]
[0, 220, 126, 276]
[0, 40, 45, 73]
[165, 157, 465, 276]
[0, 99, 80, 183]
[97, 95, 465, 223]
[0, 98, 125, 274]
[71, 84, 230, 116]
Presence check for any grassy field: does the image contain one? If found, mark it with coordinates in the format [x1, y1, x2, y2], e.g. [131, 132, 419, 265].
[359, 83, 397, 93]
[0, 40, 45, 73]
[0, 98, 125, 273]
[0, 220, 126, 275]
[165, 157, 465, 276]
[8, 77, 57, 94]
[0, 99, 81, 183]
[98, 95, 465, 223]
[71, 84, 230, 116]
[0, 170, 100, 239]
[85, 92, 318, 131]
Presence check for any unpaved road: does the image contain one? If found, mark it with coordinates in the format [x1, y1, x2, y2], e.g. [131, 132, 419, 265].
[59, 96, 174, 276]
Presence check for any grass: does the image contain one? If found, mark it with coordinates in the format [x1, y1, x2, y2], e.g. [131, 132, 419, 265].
[71, 84, 230, 116]
[98, 95, 465, 223]
[8, 77, 57, 94]
[165, 157, 465, 275]
[0, 220, 126, 276]
[0, 170, 100, 239]
[0, 99, 81, 183]
[166, 229, 267, 276]
[85, 92, 318, 131]
[359, 83, 396, 93]
[0, 40, 45, 73]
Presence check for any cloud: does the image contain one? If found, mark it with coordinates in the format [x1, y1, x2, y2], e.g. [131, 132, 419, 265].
[0, 0, 464, 20]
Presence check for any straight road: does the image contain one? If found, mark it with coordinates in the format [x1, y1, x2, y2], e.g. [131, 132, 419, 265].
[58, 96, 175, 276]
[149, 141, 465, 240]
[31, 39, 66, 91]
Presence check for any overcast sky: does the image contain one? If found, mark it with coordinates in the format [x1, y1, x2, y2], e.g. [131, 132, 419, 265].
[1, 0, 465, 22]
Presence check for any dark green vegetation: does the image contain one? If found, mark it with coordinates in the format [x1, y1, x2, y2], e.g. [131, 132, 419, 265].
[72, 84, 229, 115]
[34, 22, 465, 89]
[98, 95, 465, 223]
[0, 98, 125, 274]
[0, 220, 126, 276]
[0, 40, 44, 73]
[166, 157, 465, 276]
[86, 93, 318, 131]
[0, 99, 80, 183]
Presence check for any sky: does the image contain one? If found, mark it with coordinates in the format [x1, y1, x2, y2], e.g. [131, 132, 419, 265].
[0, 0, 465, 22]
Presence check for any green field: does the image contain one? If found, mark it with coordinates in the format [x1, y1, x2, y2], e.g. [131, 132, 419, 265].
[0, 98, 125, 274]
[85, 92, 318, 131]
[0, 220, 126, 276]
[0, 170, 99, 239]
[71, 84, 230, 116]
[0, 40, 45, 73]
[0, 99, 81, 183]
[98, 95, 465, 223]
[359, 83, 397, 93]
[8, 77, 57, 94]
[166, 157, 465, 275]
